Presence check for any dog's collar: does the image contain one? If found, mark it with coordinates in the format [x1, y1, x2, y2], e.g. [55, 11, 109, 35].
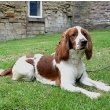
[76, 73, 83, 83]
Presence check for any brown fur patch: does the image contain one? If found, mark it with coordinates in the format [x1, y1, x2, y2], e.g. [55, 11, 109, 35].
[37, 56, 61, 86]
[81, 28, 92, 60]
[55, 27, 78, 63]
[0, 68, 12, 76]
[26, 54, 35, 66]
[55, 36, 69, 63]
[68, 28, 78, 49]
[26, 59, 34, 66]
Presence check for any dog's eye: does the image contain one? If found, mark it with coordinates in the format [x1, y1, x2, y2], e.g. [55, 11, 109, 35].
[82, 32, 87, 37]
[72, 33, 76, 37]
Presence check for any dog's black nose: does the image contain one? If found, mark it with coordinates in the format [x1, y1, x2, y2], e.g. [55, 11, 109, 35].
[81, 39, 87, 46]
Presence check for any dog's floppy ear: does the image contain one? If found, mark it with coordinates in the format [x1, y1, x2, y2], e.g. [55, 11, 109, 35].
[84, 30, 92, 60]
[55, 33, 69, 63]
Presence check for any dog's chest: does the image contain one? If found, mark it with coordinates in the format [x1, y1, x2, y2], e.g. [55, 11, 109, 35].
[56, 59, 84, 83]
[69, 59, 84, 79]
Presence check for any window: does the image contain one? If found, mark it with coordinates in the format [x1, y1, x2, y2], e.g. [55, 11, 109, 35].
[28, 1, 42, 18]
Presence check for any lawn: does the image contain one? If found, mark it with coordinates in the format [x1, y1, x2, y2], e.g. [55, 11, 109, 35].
[0, 29, 110, 110]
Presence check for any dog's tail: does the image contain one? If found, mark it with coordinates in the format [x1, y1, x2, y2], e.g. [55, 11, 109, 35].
[0, 68, 12, 76]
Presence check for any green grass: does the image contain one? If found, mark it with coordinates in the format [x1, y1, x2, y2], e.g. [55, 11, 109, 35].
[0, 30, 110, 110]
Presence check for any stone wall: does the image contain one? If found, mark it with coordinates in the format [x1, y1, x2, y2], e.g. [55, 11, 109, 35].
[72, 1, 110, 29]
[0, 1, 72, 40]
[43, 1, 73, 33]
[0, 1, 45, 40]
[0, 1, 27, 40]
[0, 1, 110, 40]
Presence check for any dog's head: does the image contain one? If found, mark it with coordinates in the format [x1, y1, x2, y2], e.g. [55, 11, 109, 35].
[55, 26, 92, 63]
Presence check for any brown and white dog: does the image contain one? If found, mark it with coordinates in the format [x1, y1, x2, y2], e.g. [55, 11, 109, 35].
[0, 26, 110, 99]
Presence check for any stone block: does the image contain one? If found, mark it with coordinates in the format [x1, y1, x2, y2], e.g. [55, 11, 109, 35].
[1, 18, 9, 23]
[4, 11, 15, 18]
[27, 23, 33, 27]
[0, 23, 5, 30]
[21, 35, 26, 39]
[15, 9, 22, 12]
[5, 23, 13, 29]
[27, 27, 30, 31]
[35, 26, 44, 31]
[6, 35, 15, 40]
[32, 23, 44, 27]
[30, 27, 38, 31]
[41, 26, 45, 31]
[13, 23, 23, 29]
[9, 18, 18, 23]
[0, 12, 4, 17]
[39, 31, 45, 34]
[32, 31, 40, 35]
[0, 34, 6, 40]
[14, 35, 22, 40]
[16, 29, 26, 35]
[27, 31, 33, 35]
[0, 29, 7, 36]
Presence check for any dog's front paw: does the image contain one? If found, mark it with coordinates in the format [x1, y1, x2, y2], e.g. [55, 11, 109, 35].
[87, 92, 101, 99]
[102, 86, 110, 92]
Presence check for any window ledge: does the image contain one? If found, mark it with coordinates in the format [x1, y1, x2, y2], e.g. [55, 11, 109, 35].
[28, 17, 45, 23]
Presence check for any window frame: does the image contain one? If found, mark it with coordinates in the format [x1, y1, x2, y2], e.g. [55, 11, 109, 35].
[28, 1, 42, 18]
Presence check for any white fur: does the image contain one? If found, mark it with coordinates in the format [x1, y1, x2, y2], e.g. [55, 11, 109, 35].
[55, 50, 102, 99]
[8, 26, 110, 99]
[34, 54, 56, 85]
[33, 49, 110, 99]
[75, 26, 87, 49]
[12, 56, 35, 81]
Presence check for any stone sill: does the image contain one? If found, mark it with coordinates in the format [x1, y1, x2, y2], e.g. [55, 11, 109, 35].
[28, 17, 45, 23]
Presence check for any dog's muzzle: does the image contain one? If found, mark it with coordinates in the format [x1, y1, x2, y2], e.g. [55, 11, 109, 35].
[80, 39, 88, 49]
